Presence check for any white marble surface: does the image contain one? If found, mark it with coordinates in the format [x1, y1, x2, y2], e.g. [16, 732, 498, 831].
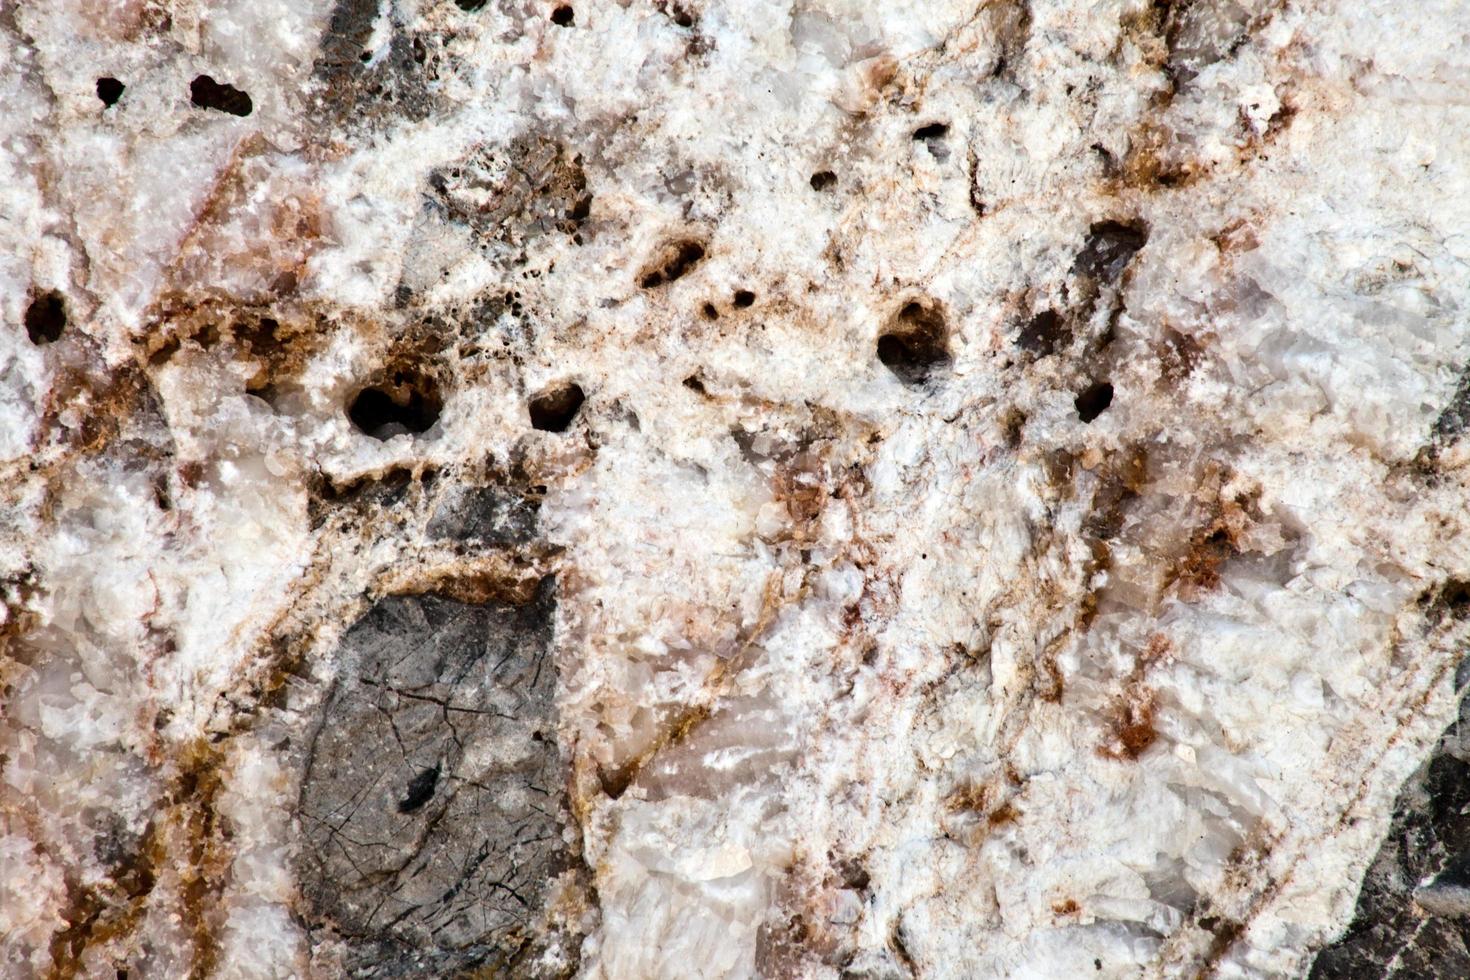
[3, 1, 1470, 977]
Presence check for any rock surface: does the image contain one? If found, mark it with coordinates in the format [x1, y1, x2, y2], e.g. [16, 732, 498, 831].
[1310, 675, 1470, 980]
[3, 1, 1470, 977]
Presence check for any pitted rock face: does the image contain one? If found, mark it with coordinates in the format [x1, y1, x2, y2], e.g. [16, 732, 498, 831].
[8, 0, 1470, 977]
[296, 580, 560, 975]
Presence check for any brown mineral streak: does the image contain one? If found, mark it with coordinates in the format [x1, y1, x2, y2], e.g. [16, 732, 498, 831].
[175, 741, 230, 980]
[42, 829, 158, 980]
[380, 552, 552, 607]
[42, 739, 227, 980]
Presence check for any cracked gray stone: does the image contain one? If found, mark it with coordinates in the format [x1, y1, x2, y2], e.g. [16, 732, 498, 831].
[296, 578, 561, 977]
[427, 485, 541, 549]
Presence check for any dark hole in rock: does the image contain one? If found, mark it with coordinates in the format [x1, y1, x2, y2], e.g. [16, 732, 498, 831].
[1016, 309, 1069, 357]
[96, 77, 125, 107]
[733, 289, 755, 308]
[24, 291, 66, 345]
[701, 302, 719, 320]
[878, 300, 951, 385]
[683, 374, 706, 393]
[1444, 581, 1470, 617]
[237, 316, 281, 357]
[1425, 579, 1470, 627]
[810, 170, 837, 191]
[190, 75, 253, 116]
[529, 382, 585, 432]
[912, 122, 951, 160]
[1075, 381, 1114, 423]
[1074, 219, 1149, 284]
[550, 4, 574, 25]
[313, 467, 426, 511]
[348, 371, 443, 439]
[397, 766, 440, 813]
[454, 0, 486, 10]
[638, 239, 706, 289]
[669, 3, 695, 28]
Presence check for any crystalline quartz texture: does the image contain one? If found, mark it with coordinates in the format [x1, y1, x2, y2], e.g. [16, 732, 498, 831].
[2, 0, 1470, 978]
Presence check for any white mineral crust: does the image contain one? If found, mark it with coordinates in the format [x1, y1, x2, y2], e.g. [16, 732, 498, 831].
[3, 0, 1470, 977]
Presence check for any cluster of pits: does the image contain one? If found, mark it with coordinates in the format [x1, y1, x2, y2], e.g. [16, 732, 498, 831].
[94, 74, 252, 115]
[346, 370, 585, 440]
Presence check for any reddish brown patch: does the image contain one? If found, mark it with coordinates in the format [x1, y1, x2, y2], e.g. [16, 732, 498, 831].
[1199, 913, 1247, 967]
[44, 740, 228, 979]
[1213, 219, 1260, 254]
[1117, 4, 1170, 68]
[398, 565, 547, 607]
[772, 458, 829, 537]
[1043, 448, 1076, 489]
[178, 461, 206, 488]
[1038, 654, 1065, 703]
[754, 909, 816, 977]
[0, 569, 41, 661]
[943, 779, 1023, 835]
[1052, 898, 1080, 916]
[1122, 116, 1203, 190]
[1100, 688, 1159, 761]
[173, 741, 230, 980]
[1140, 632, 1171, 665]
[139, 302, 328, 399]
[1172, 523, 1237, 599]
[1264, 101, 1297, 142]
[34, 352, 169, 470]
[988, 802, 1020, 827]
[43, 840, 158, 980]
[945, 782, 989, 813]
[1159, 324, 1204, 382]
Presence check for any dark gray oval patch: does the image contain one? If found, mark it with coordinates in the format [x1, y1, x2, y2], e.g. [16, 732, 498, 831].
[296, 578, 562, 976]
